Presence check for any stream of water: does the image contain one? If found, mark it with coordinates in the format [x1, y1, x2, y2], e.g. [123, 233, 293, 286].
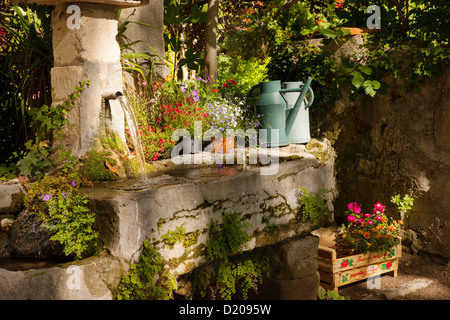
[117, 95, 146, 176]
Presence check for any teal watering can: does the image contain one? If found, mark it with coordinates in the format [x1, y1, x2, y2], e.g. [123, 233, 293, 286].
[247, 77, 314, 147]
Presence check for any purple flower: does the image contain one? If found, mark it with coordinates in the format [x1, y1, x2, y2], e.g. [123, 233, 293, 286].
[42, 194, 52, 202]
[196, 76, 206, 83]
[192, 90, 199, 102]
[181, 85, 186, 93]
[72, 181, 76, 187]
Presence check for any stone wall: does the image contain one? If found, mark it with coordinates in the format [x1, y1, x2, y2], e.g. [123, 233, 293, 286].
[319, 63, 450, 260]
[87, 142, 336, 278]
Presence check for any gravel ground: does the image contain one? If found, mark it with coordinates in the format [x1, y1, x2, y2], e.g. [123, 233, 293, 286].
[338, 251, 450, 300]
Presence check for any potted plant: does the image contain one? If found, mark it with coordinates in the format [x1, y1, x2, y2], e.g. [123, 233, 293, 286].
[318, 202, 403, 292]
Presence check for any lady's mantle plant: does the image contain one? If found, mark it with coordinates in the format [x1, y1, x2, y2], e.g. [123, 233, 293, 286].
[24, 174, 98, 259]
[335, 202, 402, 254]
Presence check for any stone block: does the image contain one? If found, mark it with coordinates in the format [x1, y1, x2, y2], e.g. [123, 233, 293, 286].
[0, 185, 26, 214]
[259, 272, 320, 300]
[0, 255, 124, 300]
[266, 234, 319, 280]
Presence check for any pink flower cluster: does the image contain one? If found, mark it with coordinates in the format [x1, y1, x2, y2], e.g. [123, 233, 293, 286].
[347, 202, 387, 224]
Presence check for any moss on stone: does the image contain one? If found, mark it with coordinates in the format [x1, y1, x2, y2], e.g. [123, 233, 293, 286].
[79, 151, 119, 181]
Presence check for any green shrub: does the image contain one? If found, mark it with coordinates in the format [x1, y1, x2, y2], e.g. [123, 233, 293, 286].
[116, 241, 177, 300]
[25, 173, 98, 259]
[193, 214, 270, 300]
[297, 188, 331, 225]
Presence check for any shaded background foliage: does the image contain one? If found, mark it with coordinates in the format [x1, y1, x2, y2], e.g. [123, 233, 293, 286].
[0, 2, 53, 165]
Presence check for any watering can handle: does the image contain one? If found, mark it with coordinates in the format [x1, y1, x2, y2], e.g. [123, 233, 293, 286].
[305, 86, 314, 109]
[279, 84, 314, 108]
[246, 83, 260, 113]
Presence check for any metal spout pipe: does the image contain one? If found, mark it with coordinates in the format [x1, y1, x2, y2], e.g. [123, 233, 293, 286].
[102, 91, 123, 100]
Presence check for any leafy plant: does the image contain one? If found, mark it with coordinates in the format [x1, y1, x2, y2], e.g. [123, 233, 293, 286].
[205, 214, 251, 261]
[391, 194, 414, 221]
[217, 54, 269, 99]
[318, 285, 350, 300]
[15, 81, 90, 178]
[24, 173, 97, 259]
[0, 3, 53, 164]
[161, 223, 199, 249]
[192, 214, 270, 300]
[297, 188, 331, 224]
[117, 241, 177, 300]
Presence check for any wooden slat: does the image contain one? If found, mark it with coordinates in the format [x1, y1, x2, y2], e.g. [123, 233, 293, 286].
[318, 260, 334, 273]
[318, 245, 336, 261]
[335, 259, 398, 286]
[332, 244, 401, 272]
[318, 269, 334, 284]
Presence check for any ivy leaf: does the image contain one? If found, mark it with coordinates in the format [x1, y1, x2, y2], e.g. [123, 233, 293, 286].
[359, 65, 372, 75]
[372, 80, 381, 90]
[364, 84, 376, 97]
[352, 73, 365, 89]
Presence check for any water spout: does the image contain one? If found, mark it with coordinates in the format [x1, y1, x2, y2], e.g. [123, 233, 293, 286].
[103, 90, 146, 176]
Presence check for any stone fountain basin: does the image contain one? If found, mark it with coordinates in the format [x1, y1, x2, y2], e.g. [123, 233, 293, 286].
[0, 140, 336, 299]
[13, 0, 149, 8]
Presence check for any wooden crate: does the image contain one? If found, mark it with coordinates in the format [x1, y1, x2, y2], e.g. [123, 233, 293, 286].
[318, 236, 401, 292]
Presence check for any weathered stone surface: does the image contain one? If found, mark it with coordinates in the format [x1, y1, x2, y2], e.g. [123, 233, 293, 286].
[0, 218, 14, 232]
[0, 184, 25, 214]
[259, 272, 320, 300]
[319, 53, 450, 259]
[50, 3, 126, 158]
[87, 144, 336, 276]
[266, 234, 319, 280]
[118, 0, 169, 80]
[258, 234, 320, 300]
[8, 211, 65, 259]
[0, 255, 125, 300]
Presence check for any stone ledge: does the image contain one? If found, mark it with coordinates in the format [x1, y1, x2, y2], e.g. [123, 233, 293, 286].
[87, 141, 336, 277]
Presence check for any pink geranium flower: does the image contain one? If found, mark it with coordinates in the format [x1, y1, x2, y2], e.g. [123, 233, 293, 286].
[347, 202, 361, 214]
[373, 202, 386, 213]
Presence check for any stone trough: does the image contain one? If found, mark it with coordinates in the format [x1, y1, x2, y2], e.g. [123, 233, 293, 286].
[0, 140, 336, 299]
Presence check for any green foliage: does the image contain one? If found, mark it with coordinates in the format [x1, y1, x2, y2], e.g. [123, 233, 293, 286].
[25, 173, 97, 259]
[264, 1, 449, 126]
[0, 2, 53, 164]
[161, 223, 199, 249]
[297, 188, 331, 224]
[15, 81, 90, 178]
[219, 0, 316, 60]
[263, 223, 279, 233]
[163, 0, 208, 78]
[217, 54, 269, 99]
[318, 286, 350, 300]
[0, 163, 17, 180]
[391, 194, 414, 213]
[266, 42, 340, 116]
[193, 214, 270, 300]
[206, 214, 251, 261]
[117, 241, 177, 300]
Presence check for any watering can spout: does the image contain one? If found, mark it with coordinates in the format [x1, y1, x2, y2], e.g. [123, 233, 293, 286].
[283, 76, 313, 136]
